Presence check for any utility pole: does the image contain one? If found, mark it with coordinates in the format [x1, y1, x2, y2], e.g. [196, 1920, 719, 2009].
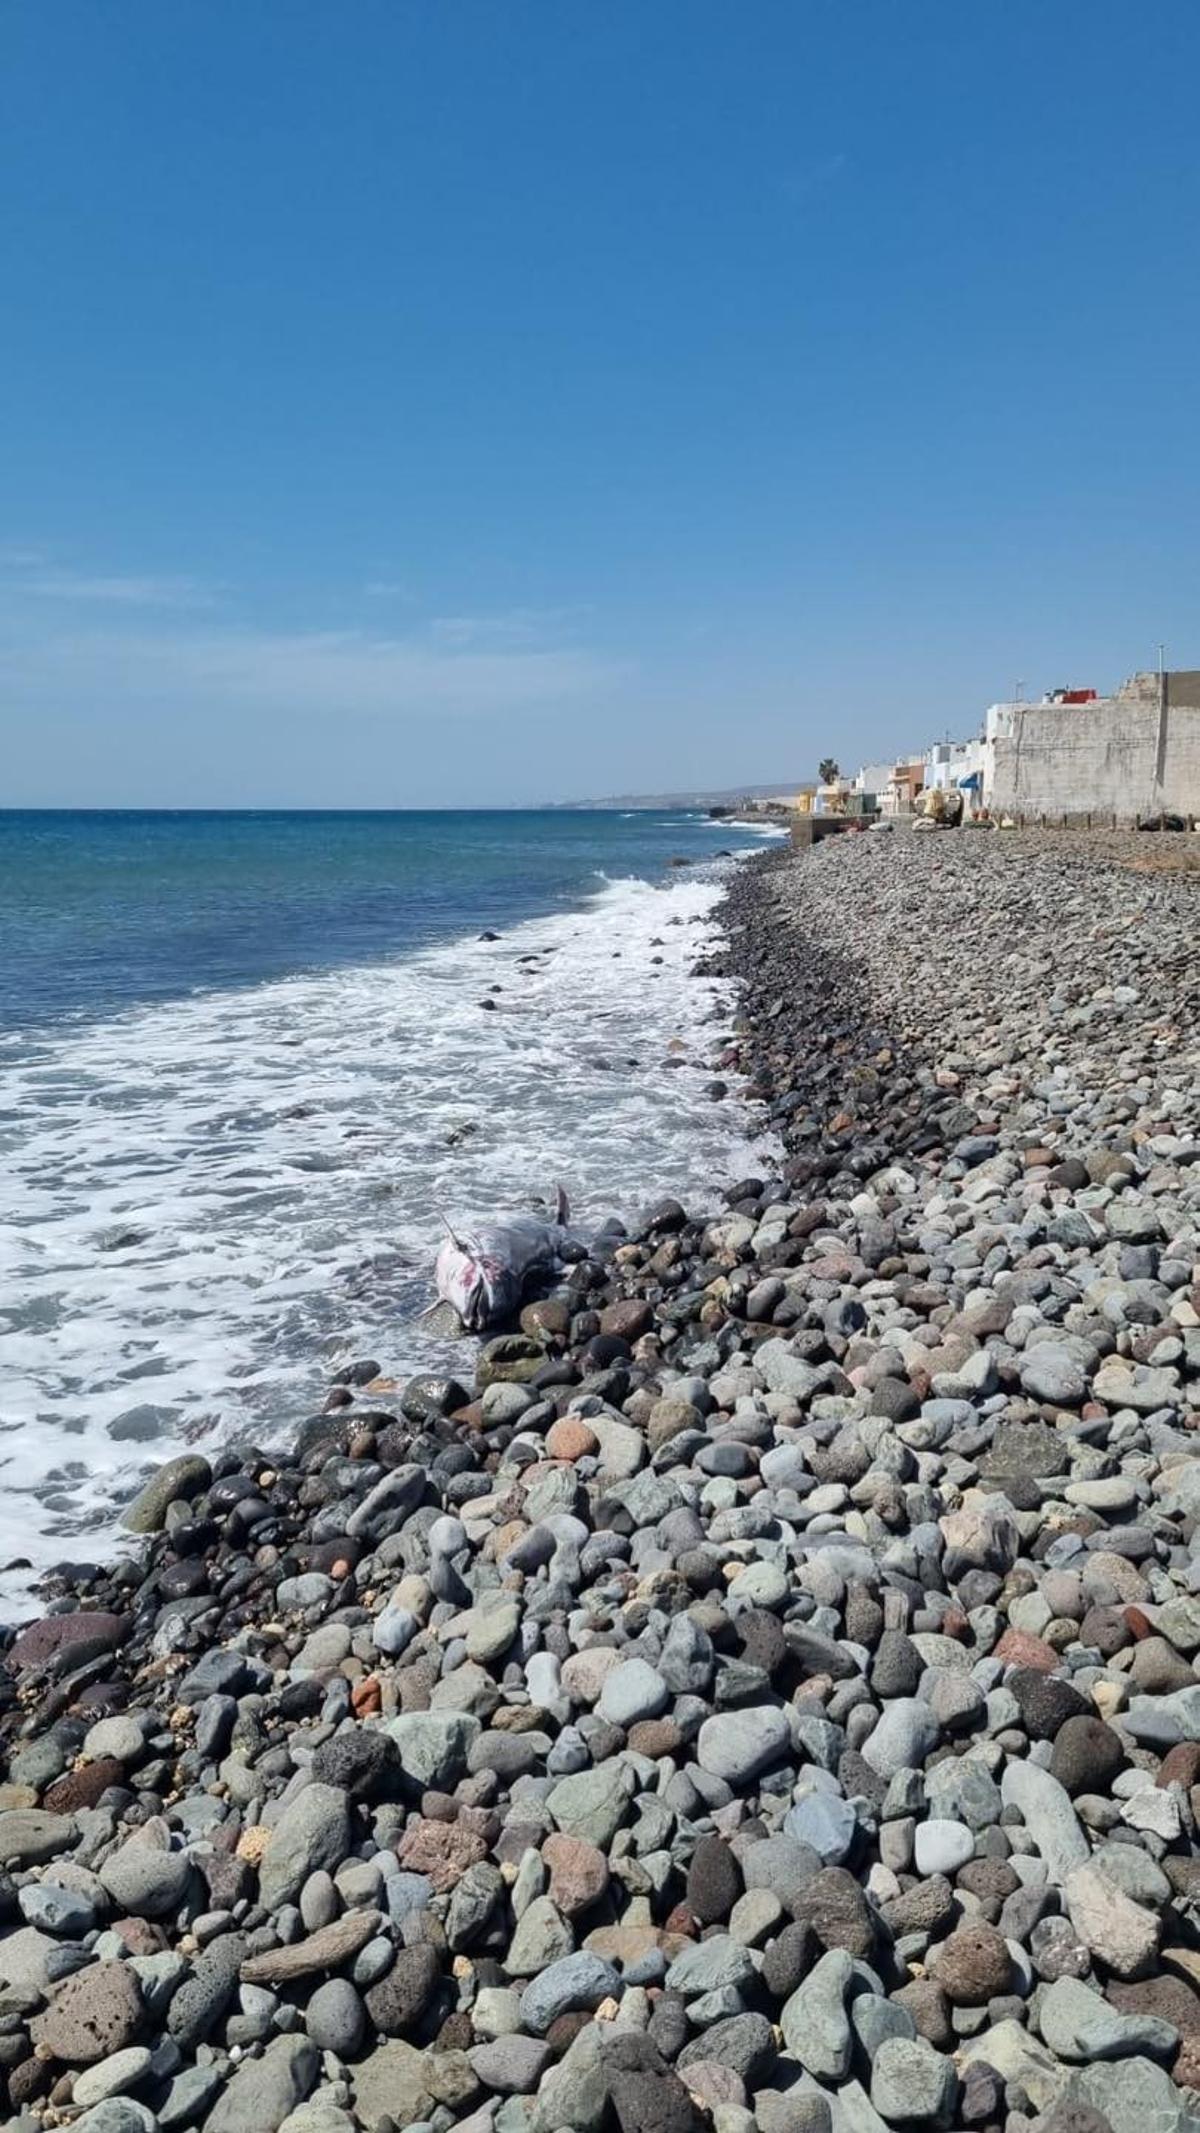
[1153, 645, 1169, 810]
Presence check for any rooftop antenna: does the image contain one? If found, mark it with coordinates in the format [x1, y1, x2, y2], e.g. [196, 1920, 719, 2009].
[1014, 678, 1024, 703]
[1158, 642, 1166, 676]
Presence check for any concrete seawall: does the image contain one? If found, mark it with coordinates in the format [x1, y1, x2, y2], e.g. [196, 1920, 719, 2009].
[991, 669, 1200, 823]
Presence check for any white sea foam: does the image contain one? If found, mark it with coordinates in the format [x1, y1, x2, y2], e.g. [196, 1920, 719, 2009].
[0, 866, 776, 1609]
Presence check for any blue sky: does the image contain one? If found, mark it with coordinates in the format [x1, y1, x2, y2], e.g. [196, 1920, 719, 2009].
[4, 2, 1200, 805]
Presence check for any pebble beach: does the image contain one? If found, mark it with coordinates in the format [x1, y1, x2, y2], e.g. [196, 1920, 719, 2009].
[2, 827, 1199, 2133]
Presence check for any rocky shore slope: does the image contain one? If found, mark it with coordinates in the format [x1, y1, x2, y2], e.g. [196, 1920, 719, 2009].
[2, 829, 1198, 2133]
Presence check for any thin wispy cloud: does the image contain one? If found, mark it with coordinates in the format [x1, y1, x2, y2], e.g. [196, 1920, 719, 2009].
[0, 616, 620, 720]
[21, 569, 216, 609]
[0, 542, 51, 569]
[427, 606, 591, 651]
[1, 545, 218, 609]
[0, 550, 615, 726]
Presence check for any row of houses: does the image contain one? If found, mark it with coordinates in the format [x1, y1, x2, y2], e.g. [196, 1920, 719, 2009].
[820, 668, 1200, 825]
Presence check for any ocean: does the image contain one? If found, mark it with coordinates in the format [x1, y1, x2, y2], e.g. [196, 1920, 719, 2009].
[0, 808, 782, 1608]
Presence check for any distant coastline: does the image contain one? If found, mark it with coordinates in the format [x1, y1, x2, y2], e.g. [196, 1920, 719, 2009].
[547, 779, 801, 810]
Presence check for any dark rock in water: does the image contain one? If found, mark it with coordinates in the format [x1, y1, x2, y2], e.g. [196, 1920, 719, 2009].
[644, 1197, 687, 1234]
[122, 1454, 212, 1534]
[401, 1374, 470, 1422]
[108, 1404, 174, 1443]
[336, 1358, 383, 1386]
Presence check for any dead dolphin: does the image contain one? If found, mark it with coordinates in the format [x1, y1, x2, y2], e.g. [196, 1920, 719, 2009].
[432, 1186, 573, 1332]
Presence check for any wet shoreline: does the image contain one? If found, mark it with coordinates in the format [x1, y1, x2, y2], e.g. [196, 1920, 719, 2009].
[2, 829, 1199, 2133]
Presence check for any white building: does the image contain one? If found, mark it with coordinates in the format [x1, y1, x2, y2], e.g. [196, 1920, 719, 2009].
[924, 736, 985, 796]
[980, 704, 1022, 807]
[851, 760, 896, 802]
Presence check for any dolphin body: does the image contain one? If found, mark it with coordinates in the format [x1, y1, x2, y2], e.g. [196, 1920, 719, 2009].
[433, 1187, 573, 1333]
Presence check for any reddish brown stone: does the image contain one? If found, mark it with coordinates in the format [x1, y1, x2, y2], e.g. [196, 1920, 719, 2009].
[394, 1816, 488, 1892]
[436, 2010, 474, 2053]
[30, 1961, 143, 2064]
[598, 1300, 653, 1341]
[199, 1852, 251, 1909]
[994, 1627, 1058, 1673]
[109, 1917, 167, 1955]
[930, 1922, 1012, 2005]
[544, 2010, 593, 2055]
[627, 1718, 683, 1759]
[10, 1611, 128, 1673]
[44, 1759, 126, 1814]
[1124, 1605, 1154, 1640]
[1110, 1974, 1200, 2037]
[891, 1979, 953, 2048]
[664, 1901, 697, 1937]
[1159, 1742, 1200, 1790]
[545, 1418, 599, 1462]
[542, 1832, 610, 1918]
[351, 1675, 382, 1717]
[806, 1252, 857, 1283]
[520, 1298, 571, 1341]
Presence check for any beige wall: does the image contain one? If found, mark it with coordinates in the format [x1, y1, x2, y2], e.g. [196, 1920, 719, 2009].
[990, 672, 1200, 822]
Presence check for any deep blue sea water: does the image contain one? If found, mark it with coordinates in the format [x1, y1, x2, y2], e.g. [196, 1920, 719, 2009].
[0, 808, 782, 1605]
[0, 808, 759, 1028]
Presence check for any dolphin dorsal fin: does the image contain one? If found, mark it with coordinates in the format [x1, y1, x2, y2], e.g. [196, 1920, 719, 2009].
[555, 1183, 570, 1226]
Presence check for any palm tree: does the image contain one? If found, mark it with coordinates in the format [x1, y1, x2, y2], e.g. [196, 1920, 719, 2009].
[818, 757, 840, 785]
